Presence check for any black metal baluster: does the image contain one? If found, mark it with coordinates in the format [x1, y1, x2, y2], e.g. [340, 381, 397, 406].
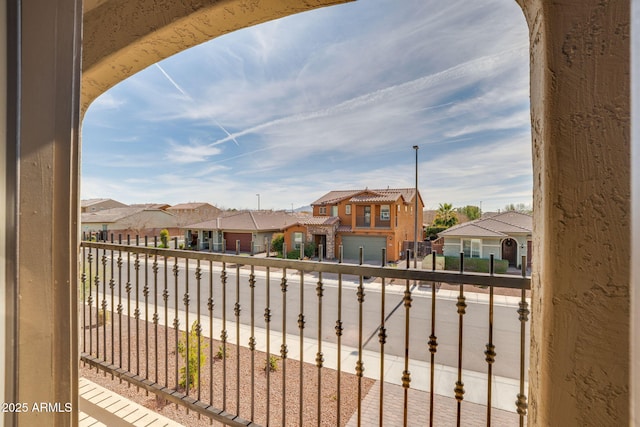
[429, 251, 438, 426]
[144, 236, 150, 383]
[110, 234, 115, 375]
[298, 243, 305, 427]
[208, 259, 214, 409]
[173, 239, 180, 392]
[315, 245, 324, 427]
[196, 259, 203, 403]
[356, 247, 365, 426]
[81, 237, 87, 355]
[163, 241, 169, 388]
[249, 265, 256, 421]
[234, 241, 241, 416]
[134, 235, 141, 378]
[101, 242, 107, 365]
[280, 243, 288, 426]
[335, 245, 344, 426]
[517, 255, 529, 426]
[153, 236, 159, 384]
[117, 235, 123, 377]
[455, 252, 467, 426]
[126, 235, 132, 376]
[94, 245, 100, 360]
[402, 249, 412, 426]
[264, 265, 272, 426]
[221, 261, 228, 412]
[379, 248, 387, 426]
[485, 254, 496, 426]
[184, 257, 190, 397]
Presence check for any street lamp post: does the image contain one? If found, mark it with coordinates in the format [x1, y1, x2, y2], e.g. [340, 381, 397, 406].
[413, 145, 419, 269]
[256, 193, 260, 211]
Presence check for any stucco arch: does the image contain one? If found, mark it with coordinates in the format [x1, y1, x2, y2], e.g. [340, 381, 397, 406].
[72, 1, 632, 425]
[81, 0, 352, 113]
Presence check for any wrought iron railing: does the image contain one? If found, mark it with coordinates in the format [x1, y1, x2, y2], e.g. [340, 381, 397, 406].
[80, 235, 530, 427]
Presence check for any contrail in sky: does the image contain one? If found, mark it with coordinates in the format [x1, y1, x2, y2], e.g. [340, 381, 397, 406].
[207, 46, 527, 148]
[155, 64, 189, 98]
[155, 63, 240, 146]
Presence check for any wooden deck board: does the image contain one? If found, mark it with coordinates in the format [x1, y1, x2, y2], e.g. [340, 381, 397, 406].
[79, 378, 183, 427]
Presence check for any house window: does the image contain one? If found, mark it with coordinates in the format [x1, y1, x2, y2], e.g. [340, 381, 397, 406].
[319, 206, 326, 215]
[293, 232, 303, 249]
[462, 239, 482, 258]
[331, 206, 338, 216]
[380, 205, 390, 220]
[345, 204, 351, 215]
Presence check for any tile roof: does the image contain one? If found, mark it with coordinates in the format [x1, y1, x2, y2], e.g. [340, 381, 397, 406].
[167, 202, 215, 210]
[438, 211, 532, 238]
[312, 188, 418, 205]
[186, 211, 302, 232]
[298, 216, 340, 226]
[81, 198, 126, 208]
[81, 207, 173, 223]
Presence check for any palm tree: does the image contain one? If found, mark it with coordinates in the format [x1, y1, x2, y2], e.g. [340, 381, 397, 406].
[433, 203, 459, 228]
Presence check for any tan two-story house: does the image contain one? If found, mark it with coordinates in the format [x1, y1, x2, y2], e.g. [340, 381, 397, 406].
[284, 188, 423, 262]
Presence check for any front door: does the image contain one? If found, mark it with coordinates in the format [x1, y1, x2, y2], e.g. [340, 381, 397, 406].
[502, 238, 518, 267]
[314, 234, 327, 258]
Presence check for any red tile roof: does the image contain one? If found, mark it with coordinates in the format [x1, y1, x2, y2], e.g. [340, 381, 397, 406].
[312, 188, 419, 205]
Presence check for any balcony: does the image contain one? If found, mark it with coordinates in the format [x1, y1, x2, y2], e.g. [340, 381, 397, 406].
[355, 215, 391, 229]
[80, 237, 530, 426]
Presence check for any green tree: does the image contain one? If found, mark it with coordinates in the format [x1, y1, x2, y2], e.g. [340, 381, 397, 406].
[456, 205, 481, 220]
[503, 203, 533, 214]
[433, 203, 459, 228]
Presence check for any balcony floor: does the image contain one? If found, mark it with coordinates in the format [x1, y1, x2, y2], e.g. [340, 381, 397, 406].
[79, 377, 184, 427]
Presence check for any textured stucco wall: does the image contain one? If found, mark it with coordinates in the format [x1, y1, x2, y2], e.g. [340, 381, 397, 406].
[81, 0, 352, 114]
[517, 0, 631, 425]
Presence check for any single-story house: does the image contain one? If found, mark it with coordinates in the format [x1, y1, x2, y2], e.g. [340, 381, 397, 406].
[438, 211, 533, 268]
[283, 188, 424, 262]
[81, 198, 128, 213]
[184, 210, 302, 253]
[81, 207, 178, 239]
[167, 202, 223, 227]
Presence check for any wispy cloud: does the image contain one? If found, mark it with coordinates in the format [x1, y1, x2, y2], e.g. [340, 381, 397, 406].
[165, 139, 222, 164]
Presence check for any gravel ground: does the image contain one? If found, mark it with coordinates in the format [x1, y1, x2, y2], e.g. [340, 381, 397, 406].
[81, 310, 373, 426]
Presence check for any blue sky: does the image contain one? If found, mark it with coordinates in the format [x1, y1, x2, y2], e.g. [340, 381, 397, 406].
[81, 0, 532, 212]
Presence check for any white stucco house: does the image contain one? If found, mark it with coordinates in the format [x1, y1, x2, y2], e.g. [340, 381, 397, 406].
[438, 211, 532, 269]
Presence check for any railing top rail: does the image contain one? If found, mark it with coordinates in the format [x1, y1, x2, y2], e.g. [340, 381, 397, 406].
[81, 241, 531, 290]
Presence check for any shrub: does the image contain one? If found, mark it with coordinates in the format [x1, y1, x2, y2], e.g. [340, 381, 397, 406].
[159, 229, 169, 248]
[214, 345, 228, 360]
[443, 256, 508, 274]
[177, 321, 207, 389]
[264, 354, 279, 372]
[271, 234, 284, 257]
[286, 242, 316, 259]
